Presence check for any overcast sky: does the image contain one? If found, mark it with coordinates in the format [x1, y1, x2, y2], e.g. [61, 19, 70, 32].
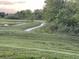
[0, 0, 45, 13]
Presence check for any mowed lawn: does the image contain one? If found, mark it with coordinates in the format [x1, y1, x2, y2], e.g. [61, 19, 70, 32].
[0, 19, 41, 31]
[0, 19, 79, 59]
[0, 31, 79, 59]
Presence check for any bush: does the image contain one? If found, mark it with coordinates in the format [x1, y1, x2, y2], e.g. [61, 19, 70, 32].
[5, 14, 20, 19]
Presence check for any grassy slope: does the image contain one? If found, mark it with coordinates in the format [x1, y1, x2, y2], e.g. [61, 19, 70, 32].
[0, 19, 79, 59]
[0, 19, 41, 31]
[0, 31, 79, 59]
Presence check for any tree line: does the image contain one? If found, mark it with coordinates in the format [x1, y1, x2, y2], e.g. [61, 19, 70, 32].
[0, 9, 43, 20]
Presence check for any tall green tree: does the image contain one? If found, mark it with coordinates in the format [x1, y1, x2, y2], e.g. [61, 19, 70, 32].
[33, 9, 43, 20]
[44, 0, 79, 33]
[44, 0, 66, 21]
[24, 10, 33, 20]
[16, 10, 32, 19]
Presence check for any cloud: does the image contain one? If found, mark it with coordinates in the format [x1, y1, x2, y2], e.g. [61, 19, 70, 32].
[15, 1, 26, 4]
[0, 0, 26, 5]
[0, 1, 14, 5]
[0, 0, 45, 12]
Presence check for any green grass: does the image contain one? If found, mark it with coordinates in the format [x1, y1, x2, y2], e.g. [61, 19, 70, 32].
[0, 22, 41, 31]
[0, 31, 79, 59]
[0, 19, 79, 59]
[0, 46, 79, 59]
[0, 19, 41, 31]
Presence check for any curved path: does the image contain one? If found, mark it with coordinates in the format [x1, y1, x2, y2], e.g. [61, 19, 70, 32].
[24, 22, 45, 32]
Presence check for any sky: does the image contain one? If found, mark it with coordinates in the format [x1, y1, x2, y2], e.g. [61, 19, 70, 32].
[0, 0, 45, 13]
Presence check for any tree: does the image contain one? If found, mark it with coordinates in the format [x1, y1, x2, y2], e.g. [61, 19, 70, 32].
[24, 10, 33, 20]
[44, 0, 66, 22]
[0, 12, 5, 17]
[33, 9, 43, 20]
[15, 9, 44, 20]
[15, 10, 32, 19]
[44, 0, 79, 34]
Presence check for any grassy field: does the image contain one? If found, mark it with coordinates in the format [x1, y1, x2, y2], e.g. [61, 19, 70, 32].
[0, 19, 41, 31]
[0, 19, 79, 59]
